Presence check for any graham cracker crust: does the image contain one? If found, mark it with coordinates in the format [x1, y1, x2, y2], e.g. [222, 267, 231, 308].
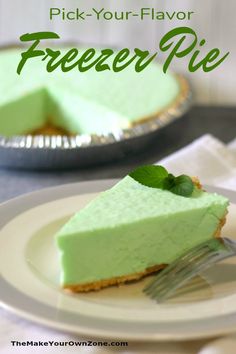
[30, 123, 73, 136]
[191, 176, 202, 190]
[64, 264, 166, 293]
[214, 213, 227, 238]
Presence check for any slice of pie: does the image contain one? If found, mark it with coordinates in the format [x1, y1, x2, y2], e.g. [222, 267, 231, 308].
[55, 171, 229, 292]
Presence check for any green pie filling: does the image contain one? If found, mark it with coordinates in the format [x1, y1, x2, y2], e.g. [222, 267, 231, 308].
[0, 48, 180, 136]
[55, 176, 229, 289]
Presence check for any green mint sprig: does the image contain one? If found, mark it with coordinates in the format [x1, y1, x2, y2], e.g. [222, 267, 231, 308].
[129, 165, 194, 197]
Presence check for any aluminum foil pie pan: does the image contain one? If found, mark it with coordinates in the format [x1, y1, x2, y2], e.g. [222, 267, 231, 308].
[0, 75, 191, 170]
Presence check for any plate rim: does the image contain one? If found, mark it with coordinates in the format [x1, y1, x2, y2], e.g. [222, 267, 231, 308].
[1, 180, 236, 342]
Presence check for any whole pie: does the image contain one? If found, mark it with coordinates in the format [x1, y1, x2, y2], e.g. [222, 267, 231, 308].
[0, 48, 186, 136]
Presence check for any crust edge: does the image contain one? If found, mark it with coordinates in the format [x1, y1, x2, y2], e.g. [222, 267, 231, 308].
[63, 264, 166, 293]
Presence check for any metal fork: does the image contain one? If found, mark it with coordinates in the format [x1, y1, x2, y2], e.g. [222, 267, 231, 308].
[144, 237, 236, 303]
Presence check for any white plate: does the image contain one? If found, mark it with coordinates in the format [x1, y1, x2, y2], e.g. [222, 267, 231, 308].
[1, 180, 236, 341]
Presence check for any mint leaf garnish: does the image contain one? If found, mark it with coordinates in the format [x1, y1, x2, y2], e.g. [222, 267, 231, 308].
[169, 175, 194, 197]
[129, 165, 194, 197]
[129, 165, 168, 188]
[162, 173, 176, 190]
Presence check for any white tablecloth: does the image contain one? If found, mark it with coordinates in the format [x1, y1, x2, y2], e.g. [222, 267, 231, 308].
[1, 134, 236, 354]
